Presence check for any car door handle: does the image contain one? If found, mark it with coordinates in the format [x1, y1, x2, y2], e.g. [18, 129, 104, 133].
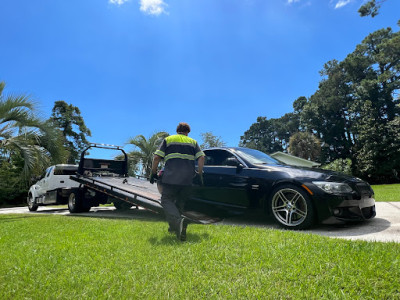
[229, 183, 246, 187]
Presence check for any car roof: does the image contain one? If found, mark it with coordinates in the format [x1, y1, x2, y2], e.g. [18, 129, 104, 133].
[203, 147, 246, 151]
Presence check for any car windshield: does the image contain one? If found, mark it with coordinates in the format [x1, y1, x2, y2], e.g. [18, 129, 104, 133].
[235, 148, 280, 165]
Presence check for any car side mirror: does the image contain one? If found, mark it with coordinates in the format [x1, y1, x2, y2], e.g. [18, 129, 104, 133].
[236, 163, 244, 173]
[225, 157, 239, 166]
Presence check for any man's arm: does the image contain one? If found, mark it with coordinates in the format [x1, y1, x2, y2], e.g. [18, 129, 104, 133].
[151, 155, 162, 175]
[149, 155, 162, 183]
[197, 155, 205, 174]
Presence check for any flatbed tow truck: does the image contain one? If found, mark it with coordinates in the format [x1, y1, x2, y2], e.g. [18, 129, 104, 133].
[68, 143, 219, 224]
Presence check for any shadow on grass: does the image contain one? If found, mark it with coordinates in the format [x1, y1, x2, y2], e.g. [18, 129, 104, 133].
[0, 214, 39, 222]
[148, 232, 211, 245]
[64, 207, 167, 224]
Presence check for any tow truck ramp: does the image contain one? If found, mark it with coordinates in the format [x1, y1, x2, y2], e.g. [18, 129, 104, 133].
[69, 143, 220, 224]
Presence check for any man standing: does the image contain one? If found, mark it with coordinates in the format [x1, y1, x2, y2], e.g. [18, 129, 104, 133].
[150, 122, 205, 241]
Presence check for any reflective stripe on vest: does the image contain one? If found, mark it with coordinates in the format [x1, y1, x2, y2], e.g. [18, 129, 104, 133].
[164, 153, 195, 162]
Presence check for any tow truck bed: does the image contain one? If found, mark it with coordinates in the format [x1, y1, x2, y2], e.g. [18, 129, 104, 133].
[68, 143, 221, 224]
[71, 175, 220, 224]
[71, 176, 162, 212]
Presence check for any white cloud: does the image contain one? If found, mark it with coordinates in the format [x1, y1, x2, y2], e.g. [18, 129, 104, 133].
[287, 0, 301, 3]
[109, 0, 129, 5]
[140, 0, 167, 16]
[335, 0, 351, 9]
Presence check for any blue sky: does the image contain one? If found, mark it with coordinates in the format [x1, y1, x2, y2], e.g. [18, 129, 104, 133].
[1, 0, 399, 153]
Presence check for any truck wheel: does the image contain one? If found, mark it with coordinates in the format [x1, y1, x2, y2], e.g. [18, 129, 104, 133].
[68, 191, 91, 213]
[114, 199, 132, 210]
[27, 194, 39, 211]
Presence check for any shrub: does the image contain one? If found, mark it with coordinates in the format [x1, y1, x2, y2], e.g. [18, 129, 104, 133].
[322, 158, 352, 175]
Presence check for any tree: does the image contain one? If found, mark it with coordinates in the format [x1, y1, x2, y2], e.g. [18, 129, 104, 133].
[0, 81, 67, 203]
[240, 117, 281, 153]
[293, 96, 307, 115]
[346, 27, 399, 181]
[240, 113, 300, 153]
[300, 59, 355, 162]
[288, 132, 321, 161]
[352, 101, 400, 182]
[240, 25, 399, 181]
[300, 26, 400, 181]
[49, 101, 92, 164]
[126, 132, 169, 177]
[0, 81, 43, 178]
[200, 132, 226, 149]
[322, 158, 353, 175]
[358, 0, 387, 17]
[0, 82, 66, 178]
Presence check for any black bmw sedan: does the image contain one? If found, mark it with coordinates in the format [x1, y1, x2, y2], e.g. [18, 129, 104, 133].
[185, 147, 376, 230]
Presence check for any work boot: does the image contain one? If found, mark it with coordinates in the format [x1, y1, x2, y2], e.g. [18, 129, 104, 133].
[176, 218, 188, 241]
[181, 219, 188, 241]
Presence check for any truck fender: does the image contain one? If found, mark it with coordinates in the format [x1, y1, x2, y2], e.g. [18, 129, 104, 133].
[28, 184, 46, 204]
[28, 185, 40, 199]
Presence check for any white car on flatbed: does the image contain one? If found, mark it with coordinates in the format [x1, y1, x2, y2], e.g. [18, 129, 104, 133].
[27, 164, 79, 211]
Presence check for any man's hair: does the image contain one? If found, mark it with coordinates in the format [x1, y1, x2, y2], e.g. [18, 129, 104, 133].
[176, 122, 191, 133]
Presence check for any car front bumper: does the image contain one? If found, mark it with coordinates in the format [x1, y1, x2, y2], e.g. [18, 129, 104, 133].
[319, 196, 376, 224]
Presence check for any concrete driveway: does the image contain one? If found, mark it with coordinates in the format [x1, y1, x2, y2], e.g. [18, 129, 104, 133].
[1, 202, 399, 243]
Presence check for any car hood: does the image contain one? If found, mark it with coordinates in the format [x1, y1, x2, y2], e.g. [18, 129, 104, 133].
[254, 164, 363, 183]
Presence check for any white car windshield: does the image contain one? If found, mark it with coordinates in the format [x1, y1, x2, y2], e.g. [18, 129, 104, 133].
[235, 148, 280, 165]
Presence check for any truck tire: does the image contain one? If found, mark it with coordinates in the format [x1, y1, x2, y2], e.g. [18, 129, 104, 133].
[113, 199, 132, 210]
[27, 194, 39, 212]
[68, 191, 91, 213]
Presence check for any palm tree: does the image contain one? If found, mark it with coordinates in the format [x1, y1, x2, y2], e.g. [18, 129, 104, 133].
[288, 132, 321, 161]
[126, 131, 169, 177]
[0, 81, 66, 181]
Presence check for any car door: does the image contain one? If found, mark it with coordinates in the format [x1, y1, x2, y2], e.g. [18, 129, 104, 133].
[189, 149, 251, 213]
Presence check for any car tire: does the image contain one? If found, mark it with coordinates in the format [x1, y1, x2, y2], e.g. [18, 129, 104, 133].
[68, 191, 90, 213]
[27, 194, 39, 211]
[113, 199, 132, 210]
[269, 184, 315, 230]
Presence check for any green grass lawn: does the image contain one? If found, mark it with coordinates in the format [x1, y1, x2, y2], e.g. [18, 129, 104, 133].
[372, 183, 400, 202]
[1, 214, 399, 299]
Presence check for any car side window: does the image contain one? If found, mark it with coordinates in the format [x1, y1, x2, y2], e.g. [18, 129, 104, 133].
[54, 166, 78, 175]
[204, 150, 237, 166]
[45, 167, 53, 178]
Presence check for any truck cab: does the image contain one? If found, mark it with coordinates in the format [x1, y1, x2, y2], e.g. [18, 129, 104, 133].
[27, 164, 79, 211]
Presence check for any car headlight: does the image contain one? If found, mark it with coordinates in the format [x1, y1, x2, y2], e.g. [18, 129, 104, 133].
[312, 181, 353, 194]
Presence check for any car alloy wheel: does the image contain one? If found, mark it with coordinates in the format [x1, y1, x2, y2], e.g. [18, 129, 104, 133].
[270, 185, 314, 229]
